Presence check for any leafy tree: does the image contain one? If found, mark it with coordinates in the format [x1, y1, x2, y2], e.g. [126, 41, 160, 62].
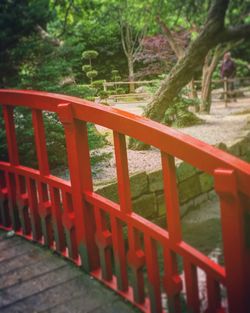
[129, 0, 250, 149]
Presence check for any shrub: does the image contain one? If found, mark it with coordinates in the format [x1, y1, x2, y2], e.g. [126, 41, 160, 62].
[82, 50, 99, 60]
[164, 95, 203, 127]
[87, 70, 98, 79]
[82, 65, 92, 73]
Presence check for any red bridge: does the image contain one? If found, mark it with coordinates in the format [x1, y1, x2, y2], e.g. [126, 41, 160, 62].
[0, 90, 250, 313]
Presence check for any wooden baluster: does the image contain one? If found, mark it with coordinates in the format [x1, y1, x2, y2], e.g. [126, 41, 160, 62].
[111, 216, 128, 291]
[113, 131, 132, 213]
[127, 226, 145, 304]
[26, 177, 42, 241]
[61, 191, 78, 260]
[161, 152, 182, 312]
[163, 248, 182, 313]
[183, 260, 200, 313]
[2, 105, 20, 230]
[94, 206, 112, 281]
[144, 235, 162, 312]
[58, 103, 98, 272]
[50, 186, 66, 252]
[205, 276, 221, 313]
[0, 171, 10, 227]
[112, 132, 132, 292]
[38, 183, 53, 246]
[16, 175, 31, 235]
[32, 109, 53, 246]
[214, 169, 250, 313]
[32, 109, 49, 175]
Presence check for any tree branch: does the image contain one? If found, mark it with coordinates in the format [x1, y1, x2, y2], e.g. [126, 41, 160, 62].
[156, 15, 185, 59]
[58, 0, 74, 37]
[35, 25, 62, 46]
[220, 24, 250, 43]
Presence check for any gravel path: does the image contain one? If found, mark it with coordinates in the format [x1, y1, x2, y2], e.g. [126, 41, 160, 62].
[92, 96, 250, 182]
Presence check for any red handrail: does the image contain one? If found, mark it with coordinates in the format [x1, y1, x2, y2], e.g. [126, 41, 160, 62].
[0, 89, 250, 313]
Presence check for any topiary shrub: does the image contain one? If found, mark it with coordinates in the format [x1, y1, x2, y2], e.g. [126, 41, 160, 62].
[82, 50, 99, 60]
[164, 96, 203, 128]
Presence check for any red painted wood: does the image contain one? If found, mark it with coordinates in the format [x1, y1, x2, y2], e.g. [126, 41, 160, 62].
[49, 186, 66, 252]
[113, 131, 132, 213]
[110, 215, 129, 292]
[161, 152, 182, 242]
[1, 90, 250, 313]
[2, 105, 19, 165]
[61, 190, 78, 260]
[215, 169, 250, 313]
[26, 177, 42, 241]
[58, 103, 98, 272]
[183, 260, 200, 313]
[127, 226, 145, 304]
[32, 109, 50, 175]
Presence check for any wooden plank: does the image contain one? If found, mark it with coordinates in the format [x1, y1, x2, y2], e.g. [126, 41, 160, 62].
[0, 242, 32, 263]
[0, 254, 66, 290]
[0, 265, 79, 309]
[0, 248, 52, 276]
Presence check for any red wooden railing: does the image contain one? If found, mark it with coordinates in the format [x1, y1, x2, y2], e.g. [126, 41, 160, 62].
[0, 90, 250, 313]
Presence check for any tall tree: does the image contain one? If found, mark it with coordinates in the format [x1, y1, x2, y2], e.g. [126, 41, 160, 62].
[143, 0, 250, 122]
[0, 0, 51, 87]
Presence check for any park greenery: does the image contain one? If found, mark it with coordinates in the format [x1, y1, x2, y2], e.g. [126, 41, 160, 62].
[0, 0, 250, 163]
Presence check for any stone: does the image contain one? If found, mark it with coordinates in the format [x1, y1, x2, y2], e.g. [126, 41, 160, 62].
[228, 139, 241, 156]
[208, 189, 217, 201]
[156, 192, 166, 217]
[148, 169, 163, 192]
[241, 153, 250, 163]
[130, 171, 149, 199]
[239, 138, 250, 155]
[178, 176, 201, 204]
[95, 182, 119, 203]
[177, 162, 197, 182]
[216, 142, 228, 152]
[194, 193, 208, 206]
[180, 200, 195, 218]
[199, 173, 214, 193]
[132, 193, 157, 218]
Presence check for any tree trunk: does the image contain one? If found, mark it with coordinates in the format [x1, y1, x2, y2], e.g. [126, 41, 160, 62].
[200, 53, 213, 113]
[128, 55, 135, 93]
[128, 0, 250, 150]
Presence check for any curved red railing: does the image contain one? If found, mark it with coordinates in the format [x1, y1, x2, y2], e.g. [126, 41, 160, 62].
[0, 89, 250, 313]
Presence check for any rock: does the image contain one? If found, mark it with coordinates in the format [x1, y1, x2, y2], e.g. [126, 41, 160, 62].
[95, 182, 119, 203]
[199, 173, 214, 193]
[130, 172, 149, 199]
[177, 162, 197, 182]
[178, 176, 201, 204]
[148, 169, 163, 192]
[135, 86, 147, 93]
[132, 193, 157, 218]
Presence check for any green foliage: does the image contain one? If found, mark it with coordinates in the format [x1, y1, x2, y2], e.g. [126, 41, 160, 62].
[0, 105, 110, 171]
[82, 50, 99, 60]
[87, 70, 98, 79]
[82, 65, 92, 72]
[111, 70, 119, 76]
[98, 90, 109, 99]
[116, 87, 126, 94]
[164, 96, 202, 128]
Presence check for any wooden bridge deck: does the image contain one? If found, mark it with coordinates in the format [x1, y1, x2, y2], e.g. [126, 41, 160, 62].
[0, 231, 139, 313]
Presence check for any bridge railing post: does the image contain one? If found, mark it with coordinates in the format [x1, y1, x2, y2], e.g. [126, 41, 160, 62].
[58, 103, 99, 271]
[214, 168, 250, 313]
[2, 105, 20, 231]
